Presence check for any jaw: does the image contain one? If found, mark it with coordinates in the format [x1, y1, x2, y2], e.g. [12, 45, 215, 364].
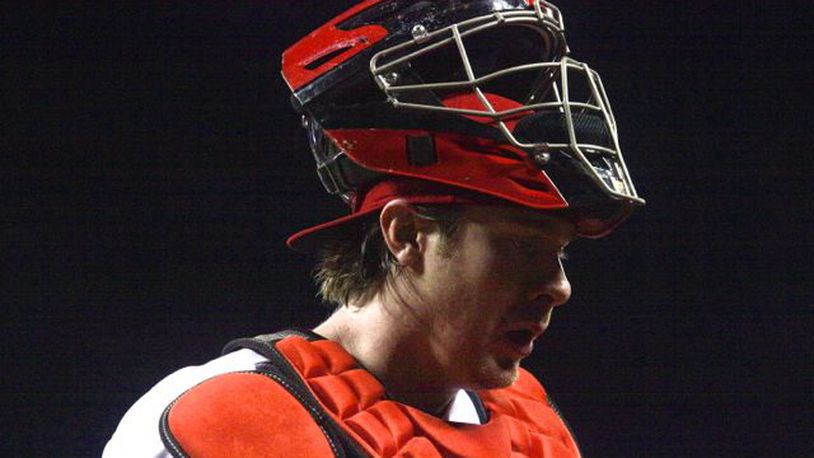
[451, 342, 524, 391]
[471, 356, 521, 390]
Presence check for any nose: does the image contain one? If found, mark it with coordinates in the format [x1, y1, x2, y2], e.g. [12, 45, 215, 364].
[527, 257, 572, 308]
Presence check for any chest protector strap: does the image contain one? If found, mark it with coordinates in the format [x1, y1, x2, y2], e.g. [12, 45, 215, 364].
[160, 330, 581, 457]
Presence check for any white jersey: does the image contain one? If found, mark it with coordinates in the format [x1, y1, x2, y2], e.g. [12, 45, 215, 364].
[103, 348, 481, 457]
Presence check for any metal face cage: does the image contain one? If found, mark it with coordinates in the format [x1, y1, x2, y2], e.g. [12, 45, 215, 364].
[369, 0, 644, 205]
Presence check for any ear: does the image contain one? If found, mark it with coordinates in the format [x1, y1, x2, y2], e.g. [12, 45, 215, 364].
[379, 199, 432, 271]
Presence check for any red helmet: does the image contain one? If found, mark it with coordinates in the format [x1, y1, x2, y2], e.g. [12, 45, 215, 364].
[282, 0, 645, 250]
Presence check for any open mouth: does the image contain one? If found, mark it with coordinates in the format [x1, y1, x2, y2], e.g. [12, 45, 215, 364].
[502, 329, 537, 357]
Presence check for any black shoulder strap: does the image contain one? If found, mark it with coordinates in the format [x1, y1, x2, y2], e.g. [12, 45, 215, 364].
[221, 328, 324, 358]
[465, 390, 490, 424]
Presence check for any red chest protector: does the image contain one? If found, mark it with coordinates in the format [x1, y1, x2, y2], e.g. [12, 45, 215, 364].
[161, 331, 581, 458]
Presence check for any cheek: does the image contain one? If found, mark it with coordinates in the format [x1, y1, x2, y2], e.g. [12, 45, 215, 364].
[468, 254, 525, 297]
[443, 266, 522, 327]
[425, 236, 522, 322]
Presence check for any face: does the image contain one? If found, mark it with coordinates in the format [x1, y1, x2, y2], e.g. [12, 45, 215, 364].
[404, 205, 575, 390]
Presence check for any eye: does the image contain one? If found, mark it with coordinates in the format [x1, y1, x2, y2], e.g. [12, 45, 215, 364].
[509, 239, 528, 250]
[508, 238, 535, 254]
[506, 238, 570, 266]
[503, 239, 541, 265]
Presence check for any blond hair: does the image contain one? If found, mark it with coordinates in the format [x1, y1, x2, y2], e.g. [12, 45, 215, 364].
[314, 205, 461, 307]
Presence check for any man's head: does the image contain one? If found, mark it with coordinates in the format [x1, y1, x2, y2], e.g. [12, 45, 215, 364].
[283, 0, 644, 390]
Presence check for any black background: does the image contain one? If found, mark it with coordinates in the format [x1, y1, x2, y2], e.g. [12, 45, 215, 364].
[3, 1, 812, 456]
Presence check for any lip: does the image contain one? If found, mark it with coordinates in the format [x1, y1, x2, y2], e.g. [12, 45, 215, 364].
[499, 323, 546, 358]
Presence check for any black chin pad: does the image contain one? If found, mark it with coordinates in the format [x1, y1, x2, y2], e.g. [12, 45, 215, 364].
[513, 112, 612, 148]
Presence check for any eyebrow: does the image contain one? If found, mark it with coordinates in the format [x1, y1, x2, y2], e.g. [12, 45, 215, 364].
[510, 214, 573, 230]
[498, 214, 577, 240]
[508, 214, 560, 225]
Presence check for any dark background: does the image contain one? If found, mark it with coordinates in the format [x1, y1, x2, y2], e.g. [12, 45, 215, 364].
[4, 1, 812, 456]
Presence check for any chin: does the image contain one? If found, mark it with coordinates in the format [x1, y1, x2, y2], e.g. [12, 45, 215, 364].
[469, 358, 520, 390]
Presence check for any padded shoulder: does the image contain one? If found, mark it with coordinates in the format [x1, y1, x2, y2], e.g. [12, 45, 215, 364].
[161, 371, 338, 458]
[190, 334, 581, 457]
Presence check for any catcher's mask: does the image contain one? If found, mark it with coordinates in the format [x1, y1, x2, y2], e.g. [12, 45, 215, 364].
[282, 0, 644, 251]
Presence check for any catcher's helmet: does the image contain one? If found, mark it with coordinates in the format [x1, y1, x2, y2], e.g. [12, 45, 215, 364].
[283, 0, 644, 250]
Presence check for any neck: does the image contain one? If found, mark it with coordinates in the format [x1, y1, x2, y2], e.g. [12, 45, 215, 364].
[313, 296, 458, 415]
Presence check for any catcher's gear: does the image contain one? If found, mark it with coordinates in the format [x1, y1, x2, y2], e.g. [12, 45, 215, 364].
[282, 0, 644, 249]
